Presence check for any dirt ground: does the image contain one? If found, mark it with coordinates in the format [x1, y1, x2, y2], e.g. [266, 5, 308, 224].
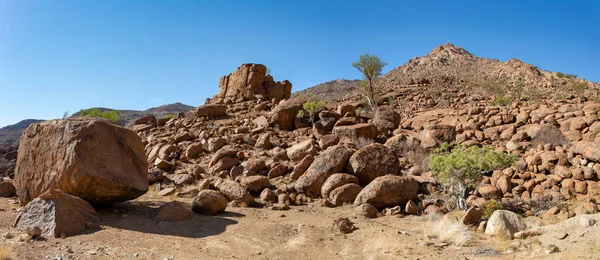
[0, 194, 597, 260]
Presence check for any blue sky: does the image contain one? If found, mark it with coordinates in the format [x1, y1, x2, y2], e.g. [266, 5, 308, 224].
[1, 0, 598, 127]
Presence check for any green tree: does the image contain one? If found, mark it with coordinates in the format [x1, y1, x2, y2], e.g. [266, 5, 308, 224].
[352, 52, 387, 113]
[428, 143, 516, 210]
[297, 100, 325, 124]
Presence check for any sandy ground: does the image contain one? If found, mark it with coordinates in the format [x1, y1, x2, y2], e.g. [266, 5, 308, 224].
[0, 194, 597, 260]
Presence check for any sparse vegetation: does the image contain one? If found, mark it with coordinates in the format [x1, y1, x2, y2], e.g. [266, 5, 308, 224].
[424, 216, 471, 247]
[482, 199, 503, 219]
[296, 100, 325, 124]
[491, 95, 511, 106]
[428, 143, 516, 210]
[163, 113, 178, 119]
[525, 196, 560, 215]
[572, 81, 588, 97]
[352, 52, 387, 113]
[556, 72, 577, 79]
[79, 108, 120, 123]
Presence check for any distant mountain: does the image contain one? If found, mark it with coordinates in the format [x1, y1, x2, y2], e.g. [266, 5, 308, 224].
[0, 119, 44, 146]
[70, 102, 195, 127]
[0, 102, 194, 146]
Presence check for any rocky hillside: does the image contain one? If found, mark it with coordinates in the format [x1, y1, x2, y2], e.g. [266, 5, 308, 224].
[295, 43, 600, 106]
[292, 79, 361, 102]
[3, 59, 600, 258]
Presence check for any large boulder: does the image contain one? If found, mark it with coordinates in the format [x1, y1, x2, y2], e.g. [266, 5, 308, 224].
[195, 104, 227, 118]
[321, 173, 359, 199]
[192, 190, 228, 215]
[270, 98, 305, 131]
[212, 63, 292, 103]
[485, 210, 527, 239]
[347, 143, 400, 185]
[295, 145, 352, 197]
[14, 189, 100, 238]
[569, 141, 600, 163]
[14, 119, 149, 205]
[420, 124, 456, 148]
[332, 123, 378, 142]
[354, 175, 419, 209]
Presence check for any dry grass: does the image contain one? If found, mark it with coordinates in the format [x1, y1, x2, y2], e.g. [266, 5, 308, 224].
[0, 246, 12, 260]
[406, 147, 432, 174]
[423, 215, 471, 247]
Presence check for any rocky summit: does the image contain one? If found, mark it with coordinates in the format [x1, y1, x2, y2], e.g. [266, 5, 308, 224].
[2, 44, 600, 259]
[211, 63, 292, 104]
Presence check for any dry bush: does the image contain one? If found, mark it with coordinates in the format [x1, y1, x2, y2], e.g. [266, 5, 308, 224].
[406, 147, 432, 173]
[354, 137, 376, 149]
[0, 246, 12, 260]
[424, 215, 471, 247]
[525, 196, 560, 214]
[531, 126, 569, 148]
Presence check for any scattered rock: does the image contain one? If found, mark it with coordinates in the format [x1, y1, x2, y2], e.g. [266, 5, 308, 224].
[295, 145, 352, 197]
[191, 190, 228, 215]
[332, 217, 357, 234]
[14, 189, 100, 238]
[157, 201, 192, 222]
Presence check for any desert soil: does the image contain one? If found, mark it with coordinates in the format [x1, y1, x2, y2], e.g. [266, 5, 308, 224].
[1, 194, 597, 260]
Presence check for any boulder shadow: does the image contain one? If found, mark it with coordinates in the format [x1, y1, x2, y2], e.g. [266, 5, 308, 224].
[92, 200, 244, 238]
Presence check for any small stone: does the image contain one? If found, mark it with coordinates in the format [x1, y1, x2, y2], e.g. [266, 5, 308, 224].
[579, 215, 597, 227]
[545, 245, 560, 254]
[26, 226, 42, 237]
[332, 217, 357, 234]
[3, 232, 13, 239]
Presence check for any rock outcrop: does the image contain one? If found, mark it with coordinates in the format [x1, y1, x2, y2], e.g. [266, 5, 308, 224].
[212, 63, 292, 104]
[14, 119, 149, 205]
[14, 189, 100, 238]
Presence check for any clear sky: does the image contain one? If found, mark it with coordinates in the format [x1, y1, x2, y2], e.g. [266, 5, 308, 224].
[1, 0, 598, 127]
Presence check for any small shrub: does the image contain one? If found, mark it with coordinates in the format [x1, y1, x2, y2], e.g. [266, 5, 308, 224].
[572, 82, 588, 96]
[556, 72, 577, 79]
[407, 146, 432, 173]
[163, 114, 177, 119]
[79, 108, 120, 124]
[296, 101, 325, 124]
[491, 95, 511, 106]
[387, 95, 396, 104]
[482, 199, 503, 219]
[355, 107, 365, 117]
[424, 216, 471, 247]
[429, 143, 516, 210]
[526, 196, 560, 214]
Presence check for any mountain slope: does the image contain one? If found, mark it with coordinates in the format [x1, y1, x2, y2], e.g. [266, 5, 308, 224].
[292, 79, 361, 101]
[0, 102, 194, 146]
[296, 43, 600, 104]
